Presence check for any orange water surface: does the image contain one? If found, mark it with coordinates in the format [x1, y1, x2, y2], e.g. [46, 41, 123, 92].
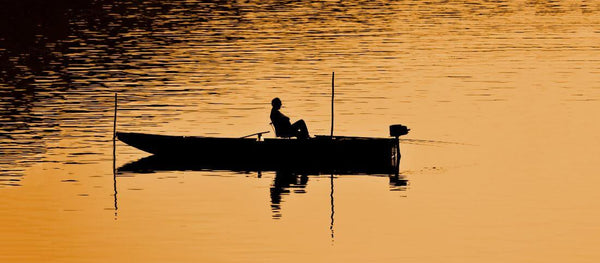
[1, 1, 599, 262]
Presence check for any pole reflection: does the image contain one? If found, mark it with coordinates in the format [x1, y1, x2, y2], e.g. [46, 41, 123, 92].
[117, 155, 408, 224]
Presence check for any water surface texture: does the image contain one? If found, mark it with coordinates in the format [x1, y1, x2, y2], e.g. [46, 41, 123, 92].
[1, 0, 599, 262]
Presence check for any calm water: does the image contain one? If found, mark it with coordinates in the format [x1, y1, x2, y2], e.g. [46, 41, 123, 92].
[1, 0, 600, 262]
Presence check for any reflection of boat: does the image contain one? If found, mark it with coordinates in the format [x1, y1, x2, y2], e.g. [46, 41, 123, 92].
[118, 153, 393, 175]
[117, 125, 409, 175]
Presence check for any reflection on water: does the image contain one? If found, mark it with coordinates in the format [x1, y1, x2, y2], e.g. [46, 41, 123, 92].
[270, 171, 308, 219]
[1, 0, 600, 262]
[117, 155, 407, 221]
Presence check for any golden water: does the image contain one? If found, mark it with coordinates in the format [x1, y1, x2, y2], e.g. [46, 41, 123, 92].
[1, 1, 599, 262]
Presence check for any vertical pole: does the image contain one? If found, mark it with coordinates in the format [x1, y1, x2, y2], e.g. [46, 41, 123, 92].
[113, 93, 117, 143]
[113, 93, 118, 217]
[330, 172, 335, 241]
[331, 72, 334, 137]
[330, 72, 335, 242]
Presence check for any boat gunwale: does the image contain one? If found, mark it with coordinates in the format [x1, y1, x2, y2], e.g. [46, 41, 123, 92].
[117, 132, 396, 142]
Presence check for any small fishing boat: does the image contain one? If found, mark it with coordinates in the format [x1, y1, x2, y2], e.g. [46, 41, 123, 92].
[114, 73, 409, 174]
[116, 124, 409, 175]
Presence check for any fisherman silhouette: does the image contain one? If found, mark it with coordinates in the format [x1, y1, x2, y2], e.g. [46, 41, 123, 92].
[270, 170, 308, 219]
[270, 98, 310, 139]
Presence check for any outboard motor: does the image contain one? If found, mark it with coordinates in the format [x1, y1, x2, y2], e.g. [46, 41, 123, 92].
[389, 124, 410, 174]
[389, 124, 410, 138]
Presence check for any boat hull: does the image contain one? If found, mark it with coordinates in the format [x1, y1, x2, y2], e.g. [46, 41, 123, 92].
[116, 132, 400, 174]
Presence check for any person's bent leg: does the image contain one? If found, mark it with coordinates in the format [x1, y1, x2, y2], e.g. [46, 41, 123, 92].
[291, 120, 309, 139]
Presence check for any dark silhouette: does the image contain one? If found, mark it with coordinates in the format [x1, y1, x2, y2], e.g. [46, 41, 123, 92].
[270, 98, 310, 139]
[117, 131, 401, 175]
[270, 170, 308, 219]
[117, 155, 407, 221]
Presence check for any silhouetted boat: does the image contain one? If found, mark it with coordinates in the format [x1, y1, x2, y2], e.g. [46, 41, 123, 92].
[117, 154, 394, 175]
[116, 124, 408, 175]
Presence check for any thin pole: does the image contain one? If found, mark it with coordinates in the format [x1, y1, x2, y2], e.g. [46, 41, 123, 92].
[331, 72, 334, 137]
[113, 93, 117, 142]
[330, 172, 335, 241]
[330, 72, 335, 242]
[113, 93, 118, 217]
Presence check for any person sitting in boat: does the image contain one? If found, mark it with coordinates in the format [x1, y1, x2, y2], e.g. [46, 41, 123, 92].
[270, 97, 310, 139]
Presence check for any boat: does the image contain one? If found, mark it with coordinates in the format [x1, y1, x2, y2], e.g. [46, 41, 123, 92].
[116, 124, 409, 175]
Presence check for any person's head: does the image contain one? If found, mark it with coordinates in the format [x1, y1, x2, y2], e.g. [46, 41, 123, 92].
[271, 97, 282, 110]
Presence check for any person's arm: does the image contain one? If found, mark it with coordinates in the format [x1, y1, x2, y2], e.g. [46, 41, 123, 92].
[280, 112, 290, 122]
[273, 110, 291, 126]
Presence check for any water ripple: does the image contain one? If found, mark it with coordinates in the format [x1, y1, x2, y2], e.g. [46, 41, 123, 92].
[1, 0, 599, 185]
